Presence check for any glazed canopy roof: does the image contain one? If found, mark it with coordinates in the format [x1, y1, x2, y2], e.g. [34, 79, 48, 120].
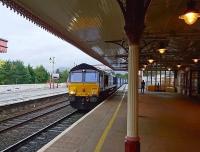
[1, 0, 200, 70]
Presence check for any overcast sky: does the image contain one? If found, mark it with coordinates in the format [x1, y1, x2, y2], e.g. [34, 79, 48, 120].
[0, 4, 102, 71]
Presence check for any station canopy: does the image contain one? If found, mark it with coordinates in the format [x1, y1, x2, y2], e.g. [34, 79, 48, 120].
[1, 0, 200, 71]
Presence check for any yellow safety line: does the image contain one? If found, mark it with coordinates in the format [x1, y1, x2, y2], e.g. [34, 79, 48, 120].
[94, 87, 126, 152]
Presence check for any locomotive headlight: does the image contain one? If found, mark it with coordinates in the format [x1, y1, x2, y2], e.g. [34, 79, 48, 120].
[69, 91, 76, 95]
[91, 89, 98, 95]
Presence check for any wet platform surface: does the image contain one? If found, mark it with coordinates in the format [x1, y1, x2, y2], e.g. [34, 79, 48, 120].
[0, 84, 67, 106]
[38, 87, 200, 152]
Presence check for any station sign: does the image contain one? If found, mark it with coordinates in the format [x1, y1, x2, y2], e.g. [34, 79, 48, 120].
[0, 38, 8, 53]
[52, 73, 60, 80]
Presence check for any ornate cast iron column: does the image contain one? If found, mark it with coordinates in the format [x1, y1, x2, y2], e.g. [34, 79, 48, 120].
[117, 0, 151, 152]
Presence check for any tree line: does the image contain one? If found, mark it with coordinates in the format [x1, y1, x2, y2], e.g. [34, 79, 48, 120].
[0, 60, 69, 85]
[115, 73, 128, 79]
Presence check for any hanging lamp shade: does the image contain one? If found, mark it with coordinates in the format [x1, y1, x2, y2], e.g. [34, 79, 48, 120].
[158, 42, 167, 54]
[179, 0, 200, 25]
[192, 58, 198, 63]
[148, 59, 154, 64]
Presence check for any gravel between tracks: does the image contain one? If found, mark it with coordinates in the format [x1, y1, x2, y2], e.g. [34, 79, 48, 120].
[0, 106, 77, 151]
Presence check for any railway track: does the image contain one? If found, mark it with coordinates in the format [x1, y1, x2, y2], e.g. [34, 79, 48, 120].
[1, 110, 83, 152]
[0, 100, 70, 133]
[0, 88, 118, 151]
[0, 100, 85, 152]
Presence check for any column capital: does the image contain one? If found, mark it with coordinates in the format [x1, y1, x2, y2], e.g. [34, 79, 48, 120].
[117, 0, 151, 43]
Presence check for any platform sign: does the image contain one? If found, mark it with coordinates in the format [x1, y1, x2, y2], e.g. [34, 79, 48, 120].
[0, 38, 8, 53]
[52, 73, 60, 80]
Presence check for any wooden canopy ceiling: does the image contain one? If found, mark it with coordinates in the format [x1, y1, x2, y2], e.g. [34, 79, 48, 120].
[1, 0, 200, 71]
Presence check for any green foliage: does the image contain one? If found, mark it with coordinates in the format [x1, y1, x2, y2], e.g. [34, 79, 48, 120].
[0, 60, 49, 84]
[123, 73, 128, 79]
[0, 60, 13, 84]
[28, 64, 36, 83]
[115, 73, 128, 79]
[12, 60, 32, 84]
[34, 65, 49, 83]
[56, 68, 69, 83]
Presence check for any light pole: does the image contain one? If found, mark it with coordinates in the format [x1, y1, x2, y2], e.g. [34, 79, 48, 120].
[49, 57, 55, 89]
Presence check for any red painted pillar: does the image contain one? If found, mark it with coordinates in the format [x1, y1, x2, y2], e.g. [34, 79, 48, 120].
[125, 136, 140, 152]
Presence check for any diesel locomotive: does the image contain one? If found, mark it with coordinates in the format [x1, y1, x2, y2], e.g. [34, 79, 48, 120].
[67, 63, 124, 110]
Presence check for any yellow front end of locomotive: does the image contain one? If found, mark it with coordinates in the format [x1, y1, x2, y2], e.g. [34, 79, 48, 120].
[68, 83, 100, 97]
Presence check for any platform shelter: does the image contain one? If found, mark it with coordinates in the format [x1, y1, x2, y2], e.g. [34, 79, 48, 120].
[1, 0, 200, 151]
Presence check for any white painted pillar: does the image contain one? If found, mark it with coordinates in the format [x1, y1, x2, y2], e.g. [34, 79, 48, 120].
[127, 43, 139, 137]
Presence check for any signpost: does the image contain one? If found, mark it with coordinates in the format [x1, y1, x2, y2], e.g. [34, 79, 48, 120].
[52, 73, 59, 88]
[0, 38, 8, 53]
[49, 57, 60, 89]
[52, 73, 59, 80]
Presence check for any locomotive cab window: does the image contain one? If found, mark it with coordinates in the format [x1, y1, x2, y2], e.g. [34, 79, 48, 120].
[85, 71, 99, 82]
[70, 71, 83, 82]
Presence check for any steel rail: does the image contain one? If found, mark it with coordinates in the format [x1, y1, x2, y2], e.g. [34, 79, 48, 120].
[1, 110, 78, 152]
[0, 96, 68, 124]
[0, 101, 70, 133]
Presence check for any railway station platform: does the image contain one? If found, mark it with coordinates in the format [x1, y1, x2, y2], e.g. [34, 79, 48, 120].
[0, 84, 67, 107]
[38, 85, 200, 152]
